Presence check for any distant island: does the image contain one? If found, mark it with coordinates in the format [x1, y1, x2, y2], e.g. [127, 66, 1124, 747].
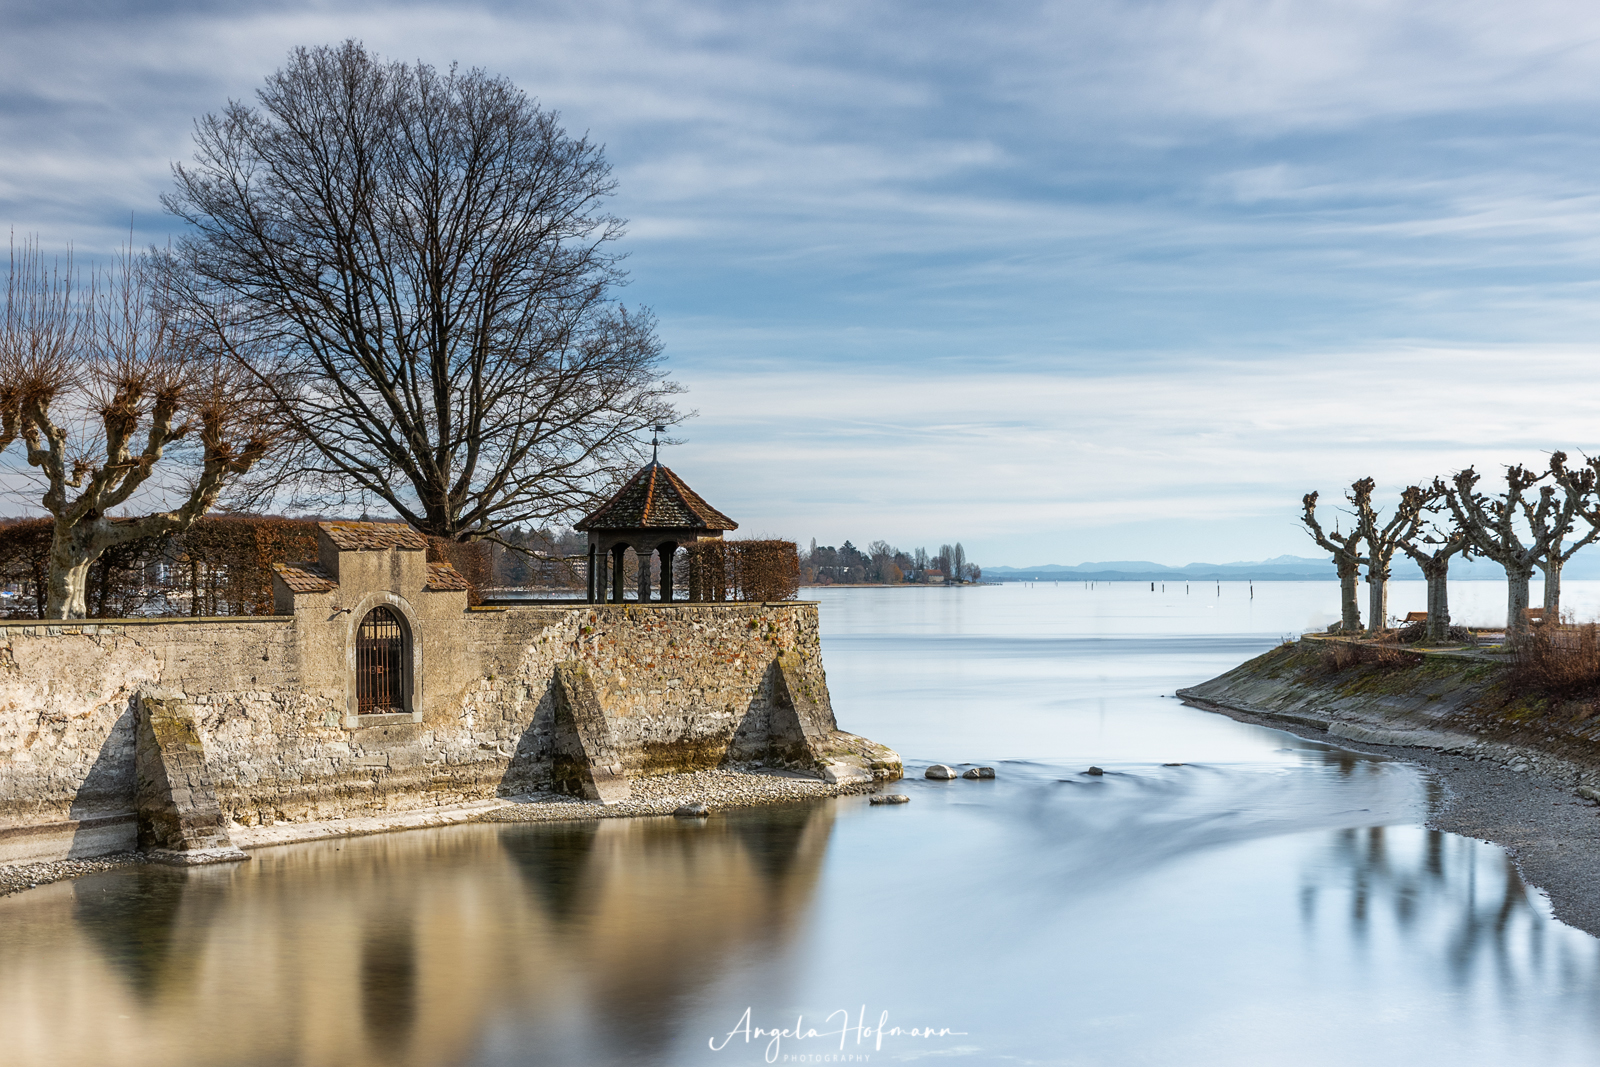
[801, 540, 981, 586]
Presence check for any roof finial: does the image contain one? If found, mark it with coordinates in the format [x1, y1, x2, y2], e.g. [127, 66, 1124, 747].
[651, 423, 666, 465]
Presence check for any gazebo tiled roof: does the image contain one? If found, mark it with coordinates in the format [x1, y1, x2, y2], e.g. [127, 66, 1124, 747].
[577, 463, 737, 532]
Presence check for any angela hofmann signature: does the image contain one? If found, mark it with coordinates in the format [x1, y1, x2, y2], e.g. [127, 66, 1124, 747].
[709, 1006, 966, 1063]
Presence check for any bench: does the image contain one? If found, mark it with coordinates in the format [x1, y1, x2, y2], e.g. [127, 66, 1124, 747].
[1524, 607, 1550, 627]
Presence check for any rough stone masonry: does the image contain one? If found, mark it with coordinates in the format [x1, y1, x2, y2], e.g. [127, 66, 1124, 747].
[0, 522, 901, 865]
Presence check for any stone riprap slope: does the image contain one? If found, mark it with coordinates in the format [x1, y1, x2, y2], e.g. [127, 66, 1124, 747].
[1179, 640, 1600, 791]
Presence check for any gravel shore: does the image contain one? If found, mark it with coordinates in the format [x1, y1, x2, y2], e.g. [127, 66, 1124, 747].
[1186, 697, 1600, 938]
[0, 853, 148, 899]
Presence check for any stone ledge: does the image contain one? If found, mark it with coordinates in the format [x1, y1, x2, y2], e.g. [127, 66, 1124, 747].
[352, 712, 416, 728]
[145, 845, 250, 866]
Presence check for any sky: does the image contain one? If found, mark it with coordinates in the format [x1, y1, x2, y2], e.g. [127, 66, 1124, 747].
[6, 0, 1600, 566]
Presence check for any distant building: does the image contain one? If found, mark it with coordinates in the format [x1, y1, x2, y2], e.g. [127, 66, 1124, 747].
[924, 570, 946, 584]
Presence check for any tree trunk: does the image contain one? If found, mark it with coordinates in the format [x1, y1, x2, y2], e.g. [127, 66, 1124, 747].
[1424, 565, 1451, 642]
[1368, 573, 1389, 632]
[1505, 565, 1534, 638]
[1542, 557, 1563, 617]
[1337, 556, 1363, 631]
[45, 527, 94, 620]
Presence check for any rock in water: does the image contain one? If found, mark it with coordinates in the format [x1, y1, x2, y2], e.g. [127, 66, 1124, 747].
[869, 794, 910, 805]
[673, 802, 710, 818]
[962, 767, 997, 779]
[1084, 766, 1105, 776]
[925, 765, 957, 780]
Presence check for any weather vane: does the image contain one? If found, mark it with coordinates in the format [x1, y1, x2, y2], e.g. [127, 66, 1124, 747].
[651, 423, 666, 464]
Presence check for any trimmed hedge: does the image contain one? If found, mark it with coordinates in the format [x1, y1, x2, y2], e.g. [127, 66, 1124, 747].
[0, 516, 321, 618]
[681, 540, 800, 602]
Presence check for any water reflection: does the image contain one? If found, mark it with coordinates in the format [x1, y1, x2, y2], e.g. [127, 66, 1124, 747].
[1299, 825, 1600, 998]
[0, 803, 836, 1067]
[7, 584, 1600, 1065]
[71, 865, 199, 1002]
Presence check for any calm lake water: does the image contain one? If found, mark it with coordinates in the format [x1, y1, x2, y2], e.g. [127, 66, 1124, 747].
[4, 581, 1600, 1066]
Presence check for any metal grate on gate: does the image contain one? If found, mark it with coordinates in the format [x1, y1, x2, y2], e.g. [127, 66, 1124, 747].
[356, 607, 406, 714]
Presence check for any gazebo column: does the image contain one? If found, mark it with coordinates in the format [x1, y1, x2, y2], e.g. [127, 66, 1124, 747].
[637, 543, 654, 602]
[587, 543, 598, 603]
[659, 543, 677, 602]
[611, 544, 627, 602]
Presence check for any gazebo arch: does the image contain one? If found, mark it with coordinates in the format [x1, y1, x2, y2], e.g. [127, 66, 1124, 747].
[576, 463, 737, 603]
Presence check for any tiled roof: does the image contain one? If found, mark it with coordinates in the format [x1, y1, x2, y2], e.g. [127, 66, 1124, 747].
[320, 521, 429, 551]
[577, 464, 738, 532]
[424, 562, 471, 591]
[272, 562, 337, 594]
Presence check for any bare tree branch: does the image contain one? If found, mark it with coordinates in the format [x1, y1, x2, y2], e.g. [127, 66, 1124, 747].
[0, 237, 277, 617]
[1443, 465, 1554, 637]
[1301, 490, 1367, 631]
[165, 41, 682, 541]
[1394, 479, 1471, 641]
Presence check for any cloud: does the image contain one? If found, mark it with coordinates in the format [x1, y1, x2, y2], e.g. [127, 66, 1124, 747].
[666, 344, 1600, 562]
[5, 1, 1600, 564]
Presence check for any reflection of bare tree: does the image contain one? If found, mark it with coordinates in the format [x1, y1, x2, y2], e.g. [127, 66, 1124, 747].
[1300, 826, 1600, 992]
[0, 802, 836, 1067]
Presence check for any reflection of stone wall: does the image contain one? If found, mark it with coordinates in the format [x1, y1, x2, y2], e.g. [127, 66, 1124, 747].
[0, 805, 836, 1067]
[0, 601, 894, 864]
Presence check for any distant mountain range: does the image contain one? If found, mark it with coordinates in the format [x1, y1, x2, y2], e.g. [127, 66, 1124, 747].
[984, 552, 1600, 582]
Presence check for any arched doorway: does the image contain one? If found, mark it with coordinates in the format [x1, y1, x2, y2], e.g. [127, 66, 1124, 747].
[356, 606, 409, 714]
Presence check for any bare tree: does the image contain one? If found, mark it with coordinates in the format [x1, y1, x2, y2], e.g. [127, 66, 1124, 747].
[1350, 477, 1425, 632]
[1395, 480, 1471, 642]
[1301, 491, 1366, 631]
[867, 539, 902, 583]
[1539, 452, 1600, 616]
[1444, 466, 1558, 638]
[0, 239, 272, 618]
[165, 41, 680, 543]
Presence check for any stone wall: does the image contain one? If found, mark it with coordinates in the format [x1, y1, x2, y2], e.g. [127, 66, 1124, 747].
[0, 601, 898, 864]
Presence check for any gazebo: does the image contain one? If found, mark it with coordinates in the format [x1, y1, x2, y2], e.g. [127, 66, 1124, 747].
[576, 463, 737, 602]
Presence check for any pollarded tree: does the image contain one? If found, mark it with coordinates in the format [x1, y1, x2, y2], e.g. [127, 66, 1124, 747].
[165, 41, 680, 544]
[1540, 452, 1600, 616]
[1444, 465, 1558, 638]
[0, 239, 273, 618]
[1394, 480, 1471, 642]
[1301, 490, 1366, 631]
[1350, 477, 1425, 632]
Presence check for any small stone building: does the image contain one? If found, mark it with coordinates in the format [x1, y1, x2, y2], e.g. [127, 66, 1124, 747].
[577, 462, 737, 603]
[271, 521, 471, 728]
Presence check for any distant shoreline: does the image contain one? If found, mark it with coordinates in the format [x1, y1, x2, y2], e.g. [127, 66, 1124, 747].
[800, 582, 988, 589]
